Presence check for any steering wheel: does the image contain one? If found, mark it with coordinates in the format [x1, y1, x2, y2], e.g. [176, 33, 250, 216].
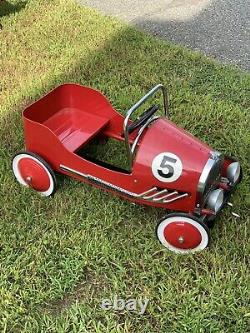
[127, 104, 159, 134]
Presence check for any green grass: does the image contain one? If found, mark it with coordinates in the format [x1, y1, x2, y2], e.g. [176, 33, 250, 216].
[0, 0, 250, 332]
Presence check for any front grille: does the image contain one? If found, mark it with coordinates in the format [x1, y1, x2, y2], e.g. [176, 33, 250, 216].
[197, 152, 224, 206]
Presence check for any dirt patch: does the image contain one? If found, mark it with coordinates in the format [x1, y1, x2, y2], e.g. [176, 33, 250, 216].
[44, 271, 108, 316]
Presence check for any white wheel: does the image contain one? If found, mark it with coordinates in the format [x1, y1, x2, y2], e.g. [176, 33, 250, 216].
[156, 214, 210, 253]
[12, 152, 56, 197]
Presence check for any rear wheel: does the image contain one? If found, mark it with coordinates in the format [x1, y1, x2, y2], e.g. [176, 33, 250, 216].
[156, 213, 210, 253]
[12, 152, 56, 197]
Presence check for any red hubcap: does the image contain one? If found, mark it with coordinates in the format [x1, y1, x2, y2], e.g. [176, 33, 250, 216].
[18, 158, 50, 192]
[164, 221, 202, 249]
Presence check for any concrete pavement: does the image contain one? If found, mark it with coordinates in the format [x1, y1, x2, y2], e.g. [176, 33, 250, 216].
[79, 0, 250, 71]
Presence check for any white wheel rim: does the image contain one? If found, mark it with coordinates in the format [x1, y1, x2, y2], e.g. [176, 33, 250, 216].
[157, 216, 209, 253]
[12, 153, 54, 197]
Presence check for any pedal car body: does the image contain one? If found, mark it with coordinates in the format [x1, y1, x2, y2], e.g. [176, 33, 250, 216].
[13, 84, 242, 253]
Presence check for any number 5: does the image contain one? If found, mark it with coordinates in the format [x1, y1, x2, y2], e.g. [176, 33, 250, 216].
[158, 155, 177, 179]
[152, 152, 183, 183]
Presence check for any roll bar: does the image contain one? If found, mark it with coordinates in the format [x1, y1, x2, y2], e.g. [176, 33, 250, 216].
[123, 84, 169, 169]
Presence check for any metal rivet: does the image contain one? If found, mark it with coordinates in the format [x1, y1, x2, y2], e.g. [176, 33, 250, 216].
[178, 236, 184, 244]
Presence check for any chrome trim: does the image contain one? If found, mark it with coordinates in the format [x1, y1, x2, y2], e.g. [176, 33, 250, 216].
[221, 177, 229, 184]
[143, 188, 168, 200]
[130, 116, 159, 159]
[163, 193, 188, 203]
[136, 187, 157, 197]
[154, 191, 177, 201]
[60, 165, 138, 198]
[60, 165, 188, 204]
[123, 84, 169, 169]
[210, 150, 221, 160]
[151, 189, 169, 201]
[197, 158, 216, 194]
[153, 191, 177, 202]
[197, 151, 222, 197]
[60, 165, 87, 177]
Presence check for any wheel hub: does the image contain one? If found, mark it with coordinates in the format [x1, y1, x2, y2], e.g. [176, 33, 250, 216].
[178, 236, 184, 244]
[18, 158, 50, 191]
[163, 221, 202, 249]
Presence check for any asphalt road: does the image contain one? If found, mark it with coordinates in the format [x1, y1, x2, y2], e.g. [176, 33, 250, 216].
[79, 0, 250, 71]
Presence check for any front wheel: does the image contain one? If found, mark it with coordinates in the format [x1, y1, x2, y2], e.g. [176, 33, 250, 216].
[156, 213, 210, 253]
[12, 151, 57, 197]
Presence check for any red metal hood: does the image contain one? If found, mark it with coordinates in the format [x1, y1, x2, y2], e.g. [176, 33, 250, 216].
[133, 118, 213, 194]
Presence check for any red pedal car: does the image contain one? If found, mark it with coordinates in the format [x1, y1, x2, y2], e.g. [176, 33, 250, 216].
[12, 84, 242, 253]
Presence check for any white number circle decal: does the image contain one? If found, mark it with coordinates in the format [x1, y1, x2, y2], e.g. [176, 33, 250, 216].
[152, 152, 183, 182]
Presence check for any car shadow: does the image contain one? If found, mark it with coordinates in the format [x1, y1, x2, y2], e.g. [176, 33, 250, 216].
[1, 23, 248, 158]
[0, 0, 27, 18]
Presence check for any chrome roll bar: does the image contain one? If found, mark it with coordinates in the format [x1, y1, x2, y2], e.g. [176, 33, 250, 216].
[123, 84, 169, 169]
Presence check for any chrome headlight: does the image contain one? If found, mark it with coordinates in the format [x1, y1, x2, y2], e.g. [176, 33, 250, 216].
[206, 189, 224, 213]
[227, 162, 241, 185]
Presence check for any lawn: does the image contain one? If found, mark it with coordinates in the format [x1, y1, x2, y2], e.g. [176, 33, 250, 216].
[0, 0, 249, 332]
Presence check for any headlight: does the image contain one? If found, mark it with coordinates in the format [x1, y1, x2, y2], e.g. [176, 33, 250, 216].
[227, 162, 241, 185]
[206, 189, 224, 213]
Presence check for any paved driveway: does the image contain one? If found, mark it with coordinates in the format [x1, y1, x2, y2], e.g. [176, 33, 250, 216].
[79, 0, 249, 71]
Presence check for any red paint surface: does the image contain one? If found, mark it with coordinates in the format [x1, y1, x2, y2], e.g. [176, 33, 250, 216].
[163, 221, 202, 249]
[19, 158, 50, 191]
